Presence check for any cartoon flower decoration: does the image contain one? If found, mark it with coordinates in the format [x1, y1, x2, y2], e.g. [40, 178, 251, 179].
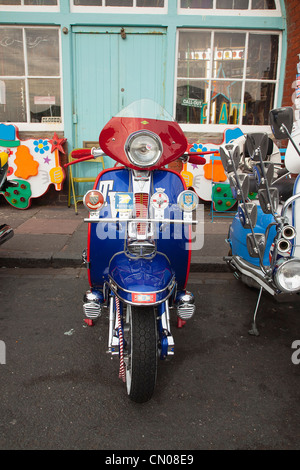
[189, 143, 208, 153]
[34, 139, 49, 155]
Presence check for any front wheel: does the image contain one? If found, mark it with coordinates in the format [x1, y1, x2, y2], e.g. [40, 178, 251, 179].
[124, 305, 157, 403]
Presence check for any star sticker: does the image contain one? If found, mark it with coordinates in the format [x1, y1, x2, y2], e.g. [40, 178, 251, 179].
[43, 156, 51, 164]
[48, 132, 67, 154]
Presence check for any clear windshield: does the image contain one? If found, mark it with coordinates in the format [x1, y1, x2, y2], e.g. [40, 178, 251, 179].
[116, 99, 174, 122]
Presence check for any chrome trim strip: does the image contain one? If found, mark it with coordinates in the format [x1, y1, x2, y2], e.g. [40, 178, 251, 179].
[108, 274, 176, 295]
[229, 255, 276, 295]
[84, 217, 198, 224]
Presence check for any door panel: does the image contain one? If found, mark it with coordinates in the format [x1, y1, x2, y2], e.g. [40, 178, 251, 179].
[72, 26, 167, 171]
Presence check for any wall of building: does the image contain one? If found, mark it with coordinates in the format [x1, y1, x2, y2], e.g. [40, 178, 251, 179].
[282, 0, 300, 109]
[0, 1, 290, 205]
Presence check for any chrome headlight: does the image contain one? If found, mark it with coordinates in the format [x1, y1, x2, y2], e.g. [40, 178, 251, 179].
[125, 130, 162, 168]
[274, 258, 300, 293]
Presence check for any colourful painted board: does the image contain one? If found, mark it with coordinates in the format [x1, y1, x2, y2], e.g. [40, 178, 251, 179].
[181, 127, 244, 204]
[0, 124, 66, 209]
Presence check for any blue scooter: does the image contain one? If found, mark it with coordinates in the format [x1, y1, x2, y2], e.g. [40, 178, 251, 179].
[222, 107, 300, 335]
[66, 100, 204, 402]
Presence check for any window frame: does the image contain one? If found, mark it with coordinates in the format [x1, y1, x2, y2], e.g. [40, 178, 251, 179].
[0, 1, 60, 12]
[174, 28, 282, 134]
[178, 0, 282, 17]
[70, 0, 168, 14]
[0, 25, 63, 132]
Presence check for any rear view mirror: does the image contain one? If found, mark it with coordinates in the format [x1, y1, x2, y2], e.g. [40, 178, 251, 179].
[229, 173, 250, 201]
[269, 107, 294, 140]
[245, 133, 269, 161]
[258, 187, 279, 214]
[220, 145, 240, 173]
[255, 162, 274, 187]
[238, 202, 257, 229]
[246, 233, 265, 258]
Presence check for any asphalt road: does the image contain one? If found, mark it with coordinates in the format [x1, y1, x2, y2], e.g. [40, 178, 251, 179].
[0, 267, 299, 452]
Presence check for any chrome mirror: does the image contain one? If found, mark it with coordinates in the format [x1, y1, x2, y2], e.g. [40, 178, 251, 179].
[269, 107, 294, 140]
[238, 202, 257, 229]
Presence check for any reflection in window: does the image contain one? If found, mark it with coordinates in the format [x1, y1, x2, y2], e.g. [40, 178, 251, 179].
[181, 0, 213, 7]
[0, 0, 58, 4]
[29, 78, 61, 123]
[181, 0, 276, 8]
[216, 0, 248, 8]
[73, 0, 164, 6]
[0, 80, 26, 123]
[176, 30, 279, 126]
[26, 29, 60, 77]
[0, 28, 25, 76]
[0, 27, 61, 124]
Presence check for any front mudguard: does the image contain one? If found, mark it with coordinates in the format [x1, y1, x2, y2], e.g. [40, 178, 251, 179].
[108, 251, 175, 306]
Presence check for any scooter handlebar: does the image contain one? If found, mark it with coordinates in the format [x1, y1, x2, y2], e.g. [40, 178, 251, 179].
[64, 147, 105, 168]
[184, 150, 219, 165]
[71, 149, 93, 158]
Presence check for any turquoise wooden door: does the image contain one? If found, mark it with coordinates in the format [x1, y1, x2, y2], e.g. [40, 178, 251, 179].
[72, 26, 167, 169]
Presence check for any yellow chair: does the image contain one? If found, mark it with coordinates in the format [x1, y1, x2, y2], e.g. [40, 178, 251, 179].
[68, 148, 105, 214]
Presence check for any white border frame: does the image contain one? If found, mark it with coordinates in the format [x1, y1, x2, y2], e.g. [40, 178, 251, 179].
[174, 28, 282, 135]
[178, 0, 281, 17]
[0, 25, 63, 131]
[70, 0, 168, 14]
[0, 0, 60, 12]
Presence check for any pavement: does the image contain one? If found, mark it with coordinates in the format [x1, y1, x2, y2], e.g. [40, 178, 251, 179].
[0, 199, 233, 272]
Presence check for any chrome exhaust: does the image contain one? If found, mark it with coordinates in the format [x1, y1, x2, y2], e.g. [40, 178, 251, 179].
[277, 238, 292, 254]
[282, 225, 296, 240]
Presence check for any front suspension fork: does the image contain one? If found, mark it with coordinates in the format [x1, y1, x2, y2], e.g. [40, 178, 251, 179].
[157, 301, 175, 359]
[107, 295, 175, 360]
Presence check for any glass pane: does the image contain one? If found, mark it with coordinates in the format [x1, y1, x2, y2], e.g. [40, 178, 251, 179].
[73, 0, 101, 4]
[213, 32, 245, 79]
[247, 34, 278, 80]
[177, 31, 211, 79]
[137, 0, 164, 6]
[243, 81, 275, 125]
[29, 78, 61, 123]
[0, 1, 20, 4]
[216, 0, 248, 8]
[24, 0, 57, 4]
[210, 80, 242, 124]
[176, 79, 209, 124]
[0, 79, 26, 122]
[181, 0, 213, 7]
[26, 28, 59, 77]
[106, 0, 132, 5]
[0, 28, 25, 76]
[252, 0, 275, 9]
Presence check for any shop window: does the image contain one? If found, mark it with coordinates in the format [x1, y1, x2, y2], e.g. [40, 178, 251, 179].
[0, 27, 61, 127]
[180, 0, 278, 10]
[176, 30, 279, 127]
[72, 0, 165, 8]
[0, 1, 58, 5]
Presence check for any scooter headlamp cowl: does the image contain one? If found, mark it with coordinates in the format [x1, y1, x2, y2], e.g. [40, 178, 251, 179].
[125, 130, 162, 168]
[274, 258, 300, 293]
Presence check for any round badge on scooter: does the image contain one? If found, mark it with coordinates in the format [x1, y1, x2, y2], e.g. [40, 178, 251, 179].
[83, 190, 104, 211]
[177, 190, 198, 212]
